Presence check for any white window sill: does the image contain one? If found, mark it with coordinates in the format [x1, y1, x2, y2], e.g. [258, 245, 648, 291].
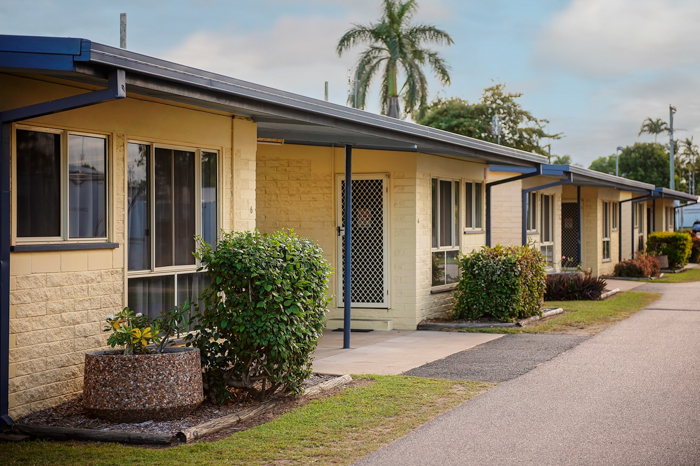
[430, 283, 458, 294]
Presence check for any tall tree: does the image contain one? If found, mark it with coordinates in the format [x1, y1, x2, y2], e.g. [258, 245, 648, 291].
[551, 154, 572, 165]
[589, 142, 686, 190]
[680, 136, 699, 194]
[638, 117, 668, 143]
[418, 84, 561, 156]
[337, 0, 453, 119]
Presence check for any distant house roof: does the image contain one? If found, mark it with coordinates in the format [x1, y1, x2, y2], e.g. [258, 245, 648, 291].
[0, 34, 547, 167]
[652, 187, 698, 203]
[489, 164, 656, 194]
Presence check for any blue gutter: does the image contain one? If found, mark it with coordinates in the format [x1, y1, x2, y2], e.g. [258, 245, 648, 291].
[0, 68, 125, 429]
[521, 174, 573, 246]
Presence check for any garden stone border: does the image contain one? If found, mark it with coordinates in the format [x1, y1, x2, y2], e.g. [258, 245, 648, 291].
[12, 374, 353, 446]
[417, 308, 564, 330]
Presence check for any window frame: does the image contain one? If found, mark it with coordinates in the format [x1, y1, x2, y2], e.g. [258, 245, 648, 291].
[539, 193, 554, 268]
[611, 201, 619, 231]
[602, 201, 611, 261]
[431, 177, 461, 288]
[526, 191, 538, 233]
[13, 124, 110, 244]
[464, 180, 484, 231]
[126, 140, 220, 316]
[637, 203, 645, 234]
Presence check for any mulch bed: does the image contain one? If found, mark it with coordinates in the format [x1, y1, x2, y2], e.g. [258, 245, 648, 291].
[13, 374, 365, 445]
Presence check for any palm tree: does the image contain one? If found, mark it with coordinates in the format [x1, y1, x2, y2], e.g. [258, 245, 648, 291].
[551, 154, 572, 165]
[638, 117, 668, 143]
[337, 0, 453, 119]
[681, 136, 699, 194]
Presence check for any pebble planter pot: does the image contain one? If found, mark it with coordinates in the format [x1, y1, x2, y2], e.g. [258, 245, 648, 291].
[83, 347, 203, 423]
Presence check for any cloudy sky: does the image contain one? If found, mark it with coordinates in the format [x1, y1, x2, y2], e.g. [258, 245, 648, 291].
[1, 0, 699, 166]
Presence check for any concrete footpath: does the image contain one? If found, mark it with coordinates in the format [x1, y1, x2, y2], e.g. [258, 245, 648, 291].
[312, 330, 502, 375]
[356, 283, 700, 465]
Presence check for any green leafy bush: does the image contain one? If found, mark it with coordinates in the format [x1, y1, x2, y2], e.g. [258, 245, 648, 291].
[544, 273, 607, 301]
[454, 245, 546, 322]
[188, 230, 332, 403]
[690, 235, 700, 263]
[646, 232, 692, 269]
[613, 254, 661, 278]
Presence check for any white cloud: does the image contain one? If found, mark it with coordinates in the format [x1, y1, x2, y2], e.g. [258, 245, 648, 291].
[163, 15, 360, 104]
[163, 1, 455, 109]
[535, 0, 700, 77]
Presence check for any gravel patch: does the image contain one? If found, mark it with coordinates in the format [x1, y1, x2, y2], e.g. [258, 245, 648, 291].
[403, 334, 590, 382]
[16, 373, 336, 437]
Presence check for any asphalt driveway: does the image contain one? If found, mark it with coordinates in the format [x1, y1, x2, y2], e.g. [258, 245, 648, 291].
[403, 334, 589, 382]
[358, 283, 700, 465]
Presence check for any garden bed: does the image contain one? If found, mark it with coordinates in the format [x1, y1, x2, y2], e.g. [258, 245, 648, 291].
[418, 308, 564, 330]
[12, 374, 352, 445]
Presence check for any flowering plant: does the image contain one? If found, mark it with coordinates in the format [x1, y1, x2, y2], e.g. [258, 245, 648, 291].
[105, 308, 160, 356]
[104, 303, 191, 356]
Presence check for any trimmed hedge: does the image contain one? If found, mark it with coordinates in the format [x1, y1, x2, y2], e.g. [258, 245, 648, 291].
[545, 273, 607, 301]
[646, 232, 692, 269]
[189, 230, 332, 403]
[691, 235, 700, 263]
[613, 254, 661, 278]
[454, 245, 546, 322]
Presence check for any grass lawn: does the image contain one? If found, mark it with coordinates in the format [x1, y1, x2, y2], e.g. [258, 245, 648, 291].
[462, 291, 661, 335]
[1, 375, 492, 466]
[654, 267, 700, 283]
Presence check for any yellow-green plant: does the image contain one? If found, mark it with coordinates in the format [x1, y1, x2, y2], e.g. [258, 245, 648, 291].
[105, 308, 159, 356]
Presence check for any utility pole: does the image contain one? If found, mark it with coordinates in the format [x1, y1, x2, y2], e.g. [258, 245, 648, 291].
[616, 146, 623, 177]
[324, 81, 328, 102]
[120, 13, 127, 49]
[669, 105, 676, 189]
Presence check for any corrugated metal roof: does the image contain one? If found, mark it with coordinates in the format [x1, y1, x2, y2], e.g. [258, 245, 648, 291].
[0, 34, 548, 167]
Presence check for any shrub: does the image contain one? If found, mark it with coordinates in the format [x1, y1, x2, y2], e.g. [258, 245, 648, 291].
[613, 254, 661, 278]
[544, 273, 607, 301]
[188, 230, 332, 403]
[646, 232, 692, 269]
[691, 235, 700, 263]
[454, 245, 546, 322]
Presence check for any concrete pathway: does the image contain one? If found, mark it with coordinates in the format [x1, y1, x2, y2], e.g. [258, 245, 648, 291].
[357, 283, 700, 465]
[312, 330, 502, 375]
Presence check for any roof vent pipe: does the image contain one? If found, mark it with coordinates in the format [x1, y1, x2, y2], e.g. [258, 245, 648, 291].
[120, 13, 127, 49]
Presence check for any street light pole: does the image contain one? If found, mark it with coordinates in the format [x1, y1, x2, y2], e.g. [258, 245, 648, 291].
[669, 105, 676, 190]
[616, 146, 623, 177]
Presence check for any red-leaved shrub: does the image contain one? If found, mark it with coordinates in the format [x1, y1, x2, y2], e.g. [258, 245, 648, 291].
[613, 254, 661, 278]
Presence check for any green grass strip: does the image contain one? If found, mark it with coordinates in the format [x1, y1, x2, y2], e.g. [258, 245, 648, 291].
[462, 291, 661, 335]
[653, 268, 700, 283]
[1, 376, 492, 466]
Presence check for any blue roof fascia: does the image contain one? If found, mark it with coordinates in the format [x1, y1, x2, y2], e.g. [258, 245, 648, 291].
[0, 35, 90, 72]
[488, 165, 539, 174]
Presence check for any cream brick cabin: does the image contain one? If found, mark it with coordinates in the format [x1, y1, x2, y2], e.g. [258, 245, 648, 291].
[0, 34, 550, 421]
[2, 35, 695, 423]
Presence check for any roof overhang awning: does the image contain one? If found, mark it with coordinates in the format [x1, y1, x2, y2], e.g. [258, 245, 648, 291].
[489, 164, 655, 194]
[0, 34, 548, 168]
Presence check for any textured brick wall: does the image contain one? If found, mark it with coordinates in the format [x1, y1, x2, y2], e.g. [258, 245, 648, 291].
[9, 258, 124, 418]
[3, 73, 252, 418]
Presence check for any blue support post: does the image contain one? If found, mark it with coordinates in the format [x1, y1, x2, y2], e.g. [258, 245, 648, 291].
[521, 190, 528, 246]
[577, 186, 582, 265]
[485, 166, 543, 247]
[520, 174, 573, 246]
[343, 145, 352, 349]
[0, 69, 126, 428]
[0, 124, 11, 429]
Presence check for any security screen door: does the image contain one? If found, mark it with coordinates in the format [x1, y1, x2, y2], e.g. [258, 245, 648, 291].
[336, 174, 389, 308]
[561, 202, 580, 268]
